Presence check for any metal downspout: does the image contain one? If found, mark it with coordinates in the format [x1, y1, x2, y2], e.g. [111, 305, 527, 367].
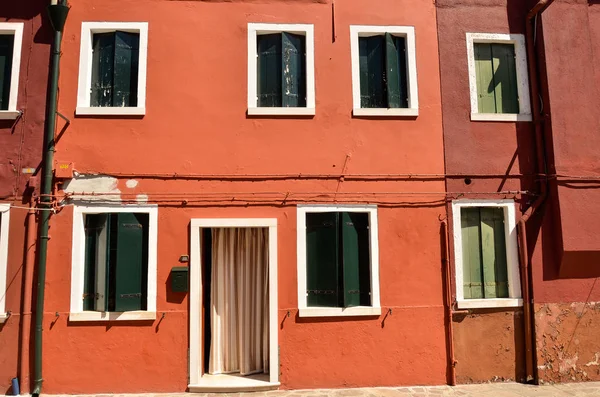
[32, 1, 69, 395]
[519, 0, 554, 384]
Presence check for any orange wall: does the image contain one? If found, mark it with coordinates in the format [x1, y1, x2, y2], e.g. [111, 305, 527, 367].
[40, 0, 447, 392]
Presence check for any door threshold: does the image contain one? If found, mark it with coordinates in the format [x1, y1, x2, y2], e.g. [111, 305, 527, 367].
[188, 373, 279, 393]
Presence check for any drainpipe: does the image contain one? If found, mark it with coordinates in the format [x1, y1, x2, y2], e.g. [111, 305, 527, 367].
[32, 1, 69, 395]
[19, 193, 37, 394]
[519, 0, 553, 384]
[441, 219, 456, 386]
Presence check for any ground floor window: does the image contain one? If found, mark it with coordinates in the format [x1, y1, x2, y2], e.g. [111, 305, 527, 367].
[451, 200, 522, 309]
[0, 204, 10, 320]
[69, 205, 158, 321]
[297, 205, 381, 317]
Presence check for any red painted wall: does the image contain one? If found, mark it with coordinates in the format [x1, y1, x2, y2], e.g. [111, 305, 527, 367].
[40, 0, 448, 392]
[0, 1, 51, 393]
[436, 0, 534, 383]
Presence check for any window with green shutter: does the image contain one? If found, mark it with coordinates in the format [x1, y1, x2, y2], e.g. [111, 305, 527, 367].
[305, 212, 371, 308]
[359, 33, 408, 109]
[0, 34, 14, 111]
[83, 212, 149, 312]
[91, 31, 140, 108]
[474, 43, 519, 114]
[257, 32, 306, 108]
[460, 207, 509, 299]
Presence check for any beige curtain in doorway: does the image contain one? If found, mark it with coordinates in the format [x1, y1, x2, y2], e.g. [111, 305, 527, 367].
[208, 228, 269, 376]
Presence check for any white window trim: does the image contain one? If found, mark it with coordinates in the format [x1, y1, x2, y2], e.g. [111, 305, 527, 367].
[247, 23, 315, 116]
[0, 23, 24, 120]
[466, 33, 531, 122]
[451, 199, 522, 309]
[0, 204, 10, 323]
[76, 22, 148, 116]
[188, 218, 279, 391]
[350, 25, 419, 117]
[69, 204, 158, 322]
[296, 204, 381, 318]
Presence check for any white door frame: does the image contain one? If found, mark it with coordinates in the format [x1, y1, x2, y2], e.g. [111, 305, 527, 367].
[188, 218, 279, 388]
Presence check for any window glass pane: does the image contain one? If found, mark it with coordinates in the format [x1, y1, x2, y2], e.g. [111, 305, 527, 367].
[0, 34, 14, 111]
[83, 214, 108, 311]
[257, 33, 283, 107]
[359, 35, 386, 108]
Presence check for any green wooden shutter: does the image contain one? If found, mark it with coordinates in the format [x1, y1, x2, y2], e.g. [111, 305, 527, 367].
[83, 215, 100, 311]
[91, 32, 116, 107]
[281, 33, 306, 107]
[461, 208, 484, 299]
[474, 43, 497, 114]
[113, 213, 149, 312]
[257, 34, 282, 107]
[113, 31, 139, 107]
[359, 36, 386, 108]
[341, 212, 371, 307]
[491, 43, 518, 114]
[0, 35, 14, 111]
[385, 33, 408, 109]
[480, 208, 509, 298]
[306, 212, 339, 307]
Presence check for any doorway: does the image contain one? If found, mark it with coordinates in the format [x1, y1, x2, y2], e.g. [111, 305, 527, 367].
[189, 219, 279, 392]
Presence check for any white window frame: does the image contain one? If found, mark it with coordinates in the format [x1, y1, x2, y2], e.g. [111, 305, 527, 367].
[69, 204, 158, 321]
[466, 33, 531, 122]
[350, 25, 419, 117]
[76, 22, 148, 116]
[0, 204, 10, 323]
[296, 204, 381, 317]
[452, 199, 522, 309]
[0, 23, 24, 120]
[247, 23, 315, 116]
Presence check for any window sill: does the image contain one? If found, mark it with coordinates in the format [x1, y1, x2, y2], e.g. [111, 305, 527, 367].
[470, 113, 532, 122]
[69, 311, 156, 322]
[298, 306, 381, 318]
[0, 110, 21, 120]
[456, 298, 523, 309]
[0, 313, 8, 324]
[76, 106, 146, 116]
[353, 108, 418, 117]
[247, 107, 315, 116]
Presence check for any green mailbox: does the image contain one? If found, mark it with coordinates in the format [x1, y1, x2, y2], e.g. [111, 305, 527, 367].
[171, 266, 189, 293]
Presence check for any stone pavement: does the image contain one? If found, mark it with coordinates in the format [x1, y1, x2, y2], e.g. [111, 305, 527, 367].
[191, 382, 600, 397]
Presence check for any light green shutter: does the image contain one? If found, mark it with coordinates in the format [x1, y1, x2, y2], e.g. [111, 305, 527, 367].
[0, 35, 14, 111]
[359, 36, 386, 108]
[281, 33, 306, 107]
[257, 34, 282, 107]
[385, 33, 408, 109]
[480, 208, 509, 298]
[306, 212, 339, 307]
[113, 31, 139, 107]
[113, 213, 149, 312]
[461, 208, 484, 299]
[491, 43, 519, 114]
[341, 212, 371, 307]
[474, 43, 497, 114]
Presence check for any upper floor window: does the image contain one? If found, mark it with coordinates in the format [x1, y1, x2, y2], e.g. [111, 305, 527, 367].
[76, 22, 148, 116]
[350, 26, 419, 117]
[0, 204, 10, 323]
[247, 23, 315, 116]
[466, 33, 531, 122]
[0, 23, 23, 120]
[452, 200, 522, 309]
